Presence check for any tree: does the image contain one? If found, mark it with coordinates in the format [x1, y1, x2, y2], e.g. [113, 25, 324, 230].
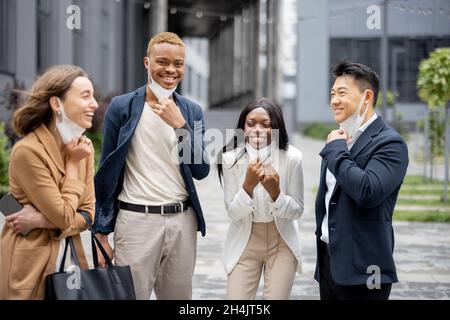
[417, 47, 450, 203]
[0, 122, 10, 196]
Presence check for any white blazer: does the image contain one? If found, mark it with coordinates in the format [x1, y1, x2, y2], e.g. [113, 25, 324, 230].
[221, 144, 304, 274]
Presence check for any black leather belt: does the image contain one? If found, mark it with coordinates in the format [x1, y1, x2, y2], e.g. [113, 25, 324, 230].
[119, 199, 191, 215]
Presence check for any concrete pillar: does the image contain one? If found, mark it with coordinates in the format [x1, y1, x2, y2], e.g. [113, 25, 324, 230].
[253, 1, 262, 99]
[380, 0, 389, 121]
[233, 15, 242, 96]
[266, 0, 280, 102]
[224, 24, 234, 100]
[208, 0, 261, 109]
[110, 1, 125, 93]
[150, 0, 168, 35]
[54, 0, 75, 65]
[125, 1, 137, 92]
[15, 0, 37, 87]
[81, 0, 102, 85]
[296, 0, 332, 124]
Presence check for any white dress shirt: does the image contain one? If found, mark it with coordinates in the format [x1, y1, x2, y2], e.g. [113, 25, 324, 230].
[221, 144, 304, 274]
[320, 113, 378, 244]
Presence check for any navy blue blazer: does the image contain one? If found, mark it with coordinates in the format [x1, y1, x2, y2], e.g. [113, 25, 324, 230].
[314, 117, 408, 286]
[92, 85, 210, 236]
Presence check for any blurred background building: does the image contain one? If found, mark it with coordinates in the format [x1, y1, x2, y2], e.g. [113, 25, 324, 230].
[297, 0, 450, 127]
[1, 1, 449, 300]
[1, 0, 450, 132]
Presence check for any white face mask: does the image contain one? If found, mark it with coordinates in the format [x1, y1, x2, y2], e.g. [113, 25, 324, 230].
[339, 90, 369, 138]
[148, 72, 177, 103]
[55, 98, 86, 144]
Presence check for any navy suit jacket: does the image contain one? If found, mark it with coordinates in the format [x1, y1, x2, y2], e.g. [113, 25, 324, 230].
[314, 117, 408, 285]
[92, 85, 210, 236]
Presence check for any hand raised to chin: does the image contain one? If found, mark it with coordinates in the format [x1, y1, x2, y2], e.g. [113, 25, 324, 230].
[151, 98, 186, 129]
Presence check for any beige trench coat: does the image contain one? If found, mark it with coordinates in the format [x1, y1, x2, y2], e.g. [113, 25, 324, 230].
[0, 124, 95, 299]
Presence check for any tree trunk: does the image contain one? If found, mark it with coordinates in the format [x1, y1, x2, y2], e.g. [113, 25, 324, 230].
[444, 104, 449, 203]
[428, 110, 436, 181]
[423, 107, 429, 182]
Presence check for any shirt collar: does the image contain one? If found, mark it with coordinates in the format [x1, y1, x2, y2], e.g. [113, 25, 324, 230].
[246, 143, 271, 163]
[351, 113, 378, 142]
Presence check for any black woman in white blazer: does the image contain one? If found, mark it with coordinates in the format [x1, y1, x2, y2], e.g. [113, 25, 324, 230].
[217, 98, 304, 300]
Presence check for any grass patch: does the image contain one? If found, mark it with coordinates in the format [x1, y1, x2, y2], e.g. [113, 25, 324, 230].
[400, 188, 448, 196]
[397, 198, 450, 206]
[309, 175, 450, 222]
[301, 123, 337, 140]
[403, 175, 443, 186]
[396, 175, 449, 222]
[394, 210, 450, 223]
[400, 175, 448, 196]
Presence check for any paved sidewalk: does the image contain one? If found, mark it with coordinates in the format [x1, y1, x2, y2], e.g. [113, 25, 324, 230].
[1, 133, 449, 299]
[190, 134, 450, 300]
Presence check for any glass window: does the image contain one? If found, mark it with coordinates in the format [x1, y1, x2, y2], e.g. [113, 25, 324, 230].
[330, 37, 450, 103]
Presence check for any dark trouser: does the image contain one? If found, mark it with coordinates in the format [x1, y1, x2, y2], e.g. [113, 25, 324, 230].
[319, 241, 392, 300]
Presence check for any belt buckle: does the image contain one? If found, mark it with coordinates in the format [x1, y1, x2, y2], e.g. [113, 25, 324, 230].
[175, 202, 183, 213]
[161, 202, 183, 215]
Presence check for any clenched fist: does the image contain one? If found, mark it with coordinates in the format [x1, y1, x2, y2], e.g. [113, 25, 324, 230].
[261, 165, 280, 201]
[243, 160, 264, 197]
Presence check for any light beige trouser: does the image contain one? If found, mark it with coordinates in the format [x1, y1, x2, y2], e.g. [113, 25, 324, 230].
[114, 207, 197, 300]
[227, 221, 297, 300]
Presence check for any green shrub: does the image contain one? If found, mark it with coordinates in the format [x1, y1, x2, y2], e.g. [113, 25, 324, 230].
[393, 112, 409, 141]
[301, 122, 337, 140]
[0, 122, 10, 188]
[417, 47, 450, 108]
[85, 131, 103, 172]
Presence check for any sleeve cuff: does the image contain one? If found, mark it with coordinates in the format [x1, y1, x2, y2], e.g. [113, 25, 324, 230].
[174, 122, 191, 143]
[77, 210, 92, 228]
[320, 139, 347, 159]
[236, 187, 256, 211]
[268, 191, 287, 216]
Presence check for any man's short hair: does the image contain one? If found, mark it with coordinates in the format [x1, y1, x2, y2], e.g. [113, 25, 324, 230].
[147, 32, 185, 57]
[332, 61, 380, 107]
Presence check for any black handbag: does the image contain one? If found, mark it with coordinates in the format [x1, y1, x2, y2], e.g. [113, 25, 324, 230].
[45, 232, 136, 300]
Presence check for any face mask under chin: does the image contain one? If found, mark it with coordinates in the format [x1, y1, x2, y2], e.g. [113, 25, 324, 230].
[339, 90, 369, 138]
[148, 71, 178, 103]
[55, 98, 86, 144]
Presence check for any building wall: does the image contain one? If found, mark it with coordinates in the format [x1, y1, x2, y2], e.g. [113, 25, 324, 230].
[330, 0, 450, 38]
[296, 0, 332, 124]
[208, 0, 267, 110]
[294, 0, 450, 125]
[0, 0, 149, 119]
[278, 0, 299, 134]
[181, 37, 209, 110]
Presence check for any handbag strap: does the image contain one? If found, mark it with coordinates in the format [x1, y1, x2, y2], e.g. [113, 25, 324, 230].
[91, 231, 114, 269]
[75, 210, 111, 269]
[58, 237, 81, 273]
[90, 232, 123, 285]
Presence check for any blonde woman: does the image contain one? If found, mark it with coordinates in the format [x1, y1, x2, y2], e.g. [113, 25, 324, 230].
[0, 65, 98, 299]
